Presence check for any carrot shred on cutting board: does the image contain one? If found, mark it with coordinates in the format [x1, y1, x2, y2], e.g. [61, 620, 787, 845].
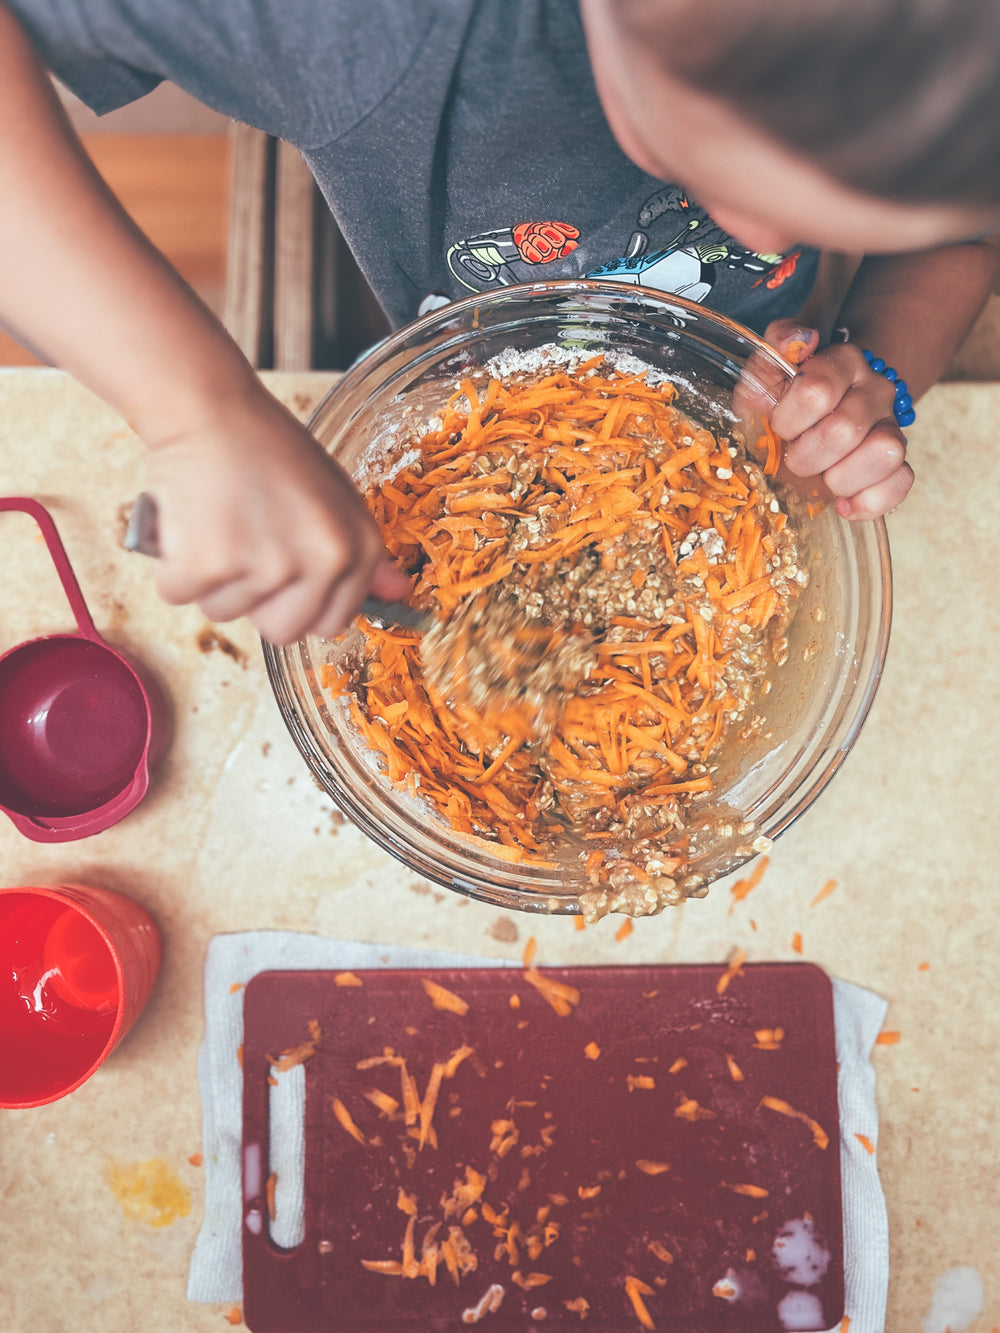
[322, 358, 801, 897]
[624, 1275, 657, 1329]
[791, 931, 803, 954]
[421, 977, 470, 1016]
[715, 947, 747, 995]
[332, 1096, 368, 1145]
[759, 1094, 829, 1150]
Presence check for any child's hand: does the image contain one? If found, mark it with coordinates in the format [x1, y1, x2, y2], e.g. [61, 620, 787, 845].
[143, 384, 411, 644]
[762, 319, 914, 519]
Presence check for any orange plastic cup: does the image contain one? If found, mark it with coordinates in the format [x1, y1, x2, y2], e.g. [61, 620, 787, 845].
[0, 883, 161, 1108]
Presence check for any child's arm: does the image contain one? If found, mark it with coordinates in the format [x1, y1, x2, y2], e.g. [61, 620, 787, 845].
[0, 4, 410, 643]
[765, 237, 1000, 518]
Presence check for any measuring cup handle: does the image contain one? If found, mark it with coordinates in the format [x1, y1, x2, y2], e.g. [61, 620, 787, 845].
[0, 496, 99, 639]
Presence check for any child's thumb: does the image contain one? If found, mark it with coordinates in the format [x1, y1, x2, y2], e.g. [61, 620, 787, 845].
[371, 559, 414, 601]
[762, 320, 820, 367]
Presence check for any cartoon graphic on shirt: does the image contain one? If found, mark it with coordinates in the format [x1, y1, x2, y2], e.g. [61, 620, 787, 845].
[586, 185, 796, 300]
[447, 221, 579, 289]
[444, 187, 801, 303]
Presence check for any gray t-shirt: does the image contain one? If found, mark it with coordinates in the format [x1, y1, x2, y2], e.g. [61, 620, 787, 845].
[12, 0, 818, 332]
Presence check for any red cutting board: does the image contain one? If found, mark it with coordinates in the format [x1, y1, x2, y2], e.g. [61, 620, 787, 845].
[241, 963, 843, 1332]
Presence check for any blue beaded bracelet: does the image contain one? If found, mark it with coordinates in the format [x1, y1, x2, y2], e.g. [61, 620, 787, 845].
[861, 349, 916, 428]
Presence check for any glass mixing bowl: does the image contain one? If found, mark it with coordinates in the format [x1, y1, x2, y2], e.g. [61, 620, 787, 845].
[263, 281, 891, 914]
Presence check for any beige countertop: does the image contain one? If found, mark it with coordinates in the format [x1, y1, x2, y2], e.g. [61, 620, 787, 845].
[0, 369, 997, 1332]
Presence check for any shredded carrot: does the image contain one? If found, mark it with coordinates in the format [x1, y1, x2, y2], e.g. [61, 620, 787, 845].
[716, 947, 747, 995]
[791, 931, 803, 954]
[753, 1027, 785, 1051]
[875, 1030, 901, 1045]
[635, 1160, 671, 1175]
[760, 1095, 829, 1150]
[674, 1098, 715, 1122]
[728, 854, 770, 911]
[574, 914, 587, 930]
[584, 1041, 601, 1061]
[723, 1182, 769, 1198]
[627, 1074, 656, 1091]
[615, 919, 634, 942]
[421, 977, 470, 1016]
[855, 1133, 875, 1155]
[325, 357, 801, 905]
[332, 1096, 367, 1146]
[265, 1172, 277, 1222]
[524, 966, 580, 1017]
[668, 1057, 688, 1074]
[647, 1241, 673, 1263]
[188, 1152, 203, 1167]
[522, 935, 538, 968]
[624, 1275, 656, 1329]
[269, 1019, 322, 1071]
[229, 982, 245, 994]
[225, 1308, 243, 1326]
[335, 970, 364, 987]
[712, 1279, 737, 1299]
[917, 961, 930, 971]
[363, 1088, 400, 1119]
[726, 1054, 744, 1082]
[810, 879, 837, 907]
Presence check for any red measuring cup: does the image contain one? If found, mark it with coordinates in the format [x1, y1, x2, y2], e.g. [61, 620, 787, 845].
[0, 882, 162, 1108]
[0, 497, 170, 842]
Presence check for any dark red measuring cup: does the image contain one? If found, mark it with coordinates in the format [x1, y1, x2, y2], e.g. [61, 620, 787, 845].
[0, 497, 169, 842]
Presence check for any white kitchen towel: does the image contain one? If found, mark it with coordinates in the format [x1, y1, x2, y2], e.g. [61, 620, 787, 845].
[187, 931, 889, 1333]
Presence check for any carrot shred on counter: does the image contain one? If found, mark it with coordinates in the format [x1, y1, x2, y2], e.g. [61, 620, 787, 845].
[522, 935, 538, 968]
[855, 1133, 875, 1155]
[615, 919, 634, 942]
[228, 982, 245, 994]
[725, 1054, 744, 1082]
[265, 1172, 277, 1221]
[810, 878, 838, 907]
[421, 977, 470, 1016]
[917, 961, 930, 971]
[325, 359, 801, 901]
[635, 1160, 671, 1176]
[335, 970, 364, 986]
[759, 1094, 830, 1150]
[875, 1030, 901, 1046]
[225, 1308, 243, 1326]
[584, 1041, 601, 1061]
[791, 931, 804, 954]
[188, 1152, 203, 1167]
[668, 1057, 688, 1074]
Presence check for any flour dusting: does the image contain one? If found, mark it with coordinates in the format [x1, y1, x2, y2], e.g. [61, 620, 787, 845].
[922, 1266, 984, 1333]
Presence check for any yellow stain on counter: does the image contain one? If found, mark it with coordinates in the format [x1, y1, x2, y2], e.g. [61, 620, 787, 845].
[106, 1158, 192, 1228]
